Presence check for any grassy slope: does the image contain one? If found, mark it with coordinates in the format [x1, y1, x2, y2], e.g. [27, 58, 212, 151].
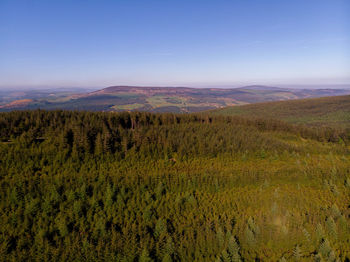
[211, 95, 350, 128]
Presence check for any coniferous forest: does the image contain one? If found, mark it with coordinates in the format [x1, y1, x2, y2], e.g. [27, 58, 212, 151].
[1, 110, 350, 261]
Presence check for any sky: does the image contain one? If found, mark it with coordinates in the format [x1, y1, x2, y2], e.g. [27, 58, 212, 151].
[0, 0, 349, 88]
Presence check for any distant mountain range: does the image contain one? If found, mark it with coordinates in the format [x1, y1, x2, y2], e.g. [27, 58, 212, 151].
[1, 85, 350, 112]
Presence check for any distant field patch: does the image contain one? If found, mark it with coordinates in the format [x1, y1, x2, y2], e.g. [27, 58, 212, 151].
[147, 96, 186, 108]
[112, 103, 144, 110]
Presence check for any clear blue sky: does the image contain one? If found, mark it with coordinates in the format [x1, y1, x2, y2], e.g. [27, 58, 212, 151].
[0, 0, 349, 88]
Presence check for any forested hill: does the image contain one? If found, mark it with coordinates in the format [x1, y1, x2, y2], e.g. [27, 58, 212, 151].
[1, 110, 350, 261]
[212, 95, 350, 129]
[1, 110, 348, 152]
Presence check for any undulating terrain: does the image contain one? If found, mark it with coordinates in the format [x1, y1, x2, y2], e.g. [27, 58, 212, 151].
[1, 104, 350, 261]
[2, 0, 349, 261]
[1, 85, 350, 113]
[212, 95, 350, 129]
[0, 88, 94, 110]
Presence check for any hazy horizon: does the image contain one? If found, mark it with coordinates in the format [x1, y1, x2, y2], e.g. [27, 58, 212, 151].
[1, 83, 350, 92]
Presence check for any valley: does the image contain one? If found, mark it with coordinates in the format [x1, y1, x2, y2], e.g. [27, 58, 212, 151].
[1, 85, 349, 113]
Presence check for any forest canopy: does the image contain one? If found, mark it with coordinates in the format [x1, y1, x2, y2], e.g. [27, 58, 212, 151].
[0, 110, 349, 261]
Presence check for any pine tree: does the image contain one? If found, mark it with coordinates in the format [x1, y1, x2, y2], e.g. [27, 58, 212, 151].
[247, 217, 260, 236]
[338, 215, 347, 234]
[326, 217, 337, 239]
[245, 227, 255, 247]
[56, 218, 68, 237]
[303, 228, 311, 242]
[162, 253, 172, 262]
[155, 182, 165, 199]
[328, 251, 336, 262]
[154, 219, 166, 239]
[217, 227, 225, 248]
[95, 133, 103, 155]
[163, 236, 175, 255]
[330, 204, 341, 220]
[220, 250, 231, 262]
[139, 248, 153, 262]
[227, 236, 241, 262]
[293, 245, 302, 261]
[318, 239, 331, 259]
[105, 183, 115, 208]
[314, 253, 323, 262]
[279, 257, 287, 262]
[316, 223, 325, 241]
[345, 177, 350, 189]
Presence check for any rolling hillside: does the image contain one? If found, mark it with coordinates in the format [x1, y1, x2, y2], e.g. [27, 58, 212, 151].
[1, 110, 350, 261]
[212, 95, 350, 129]
[1, 85, 350, 113]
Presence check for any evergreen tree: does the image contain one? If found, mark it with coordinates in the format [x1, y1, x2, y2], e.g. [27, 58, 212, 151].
[139, 248, 153, 262]
[227, 236, 241, 262]
[318, 239, 331, 259]
[326, 217, 337, 239]
[154, 219, 166, 239]
[245, 227, 255, 247]
[293, 245, 302, 261]
[162, 253, 172, 262]
[279, 257, 287, 262]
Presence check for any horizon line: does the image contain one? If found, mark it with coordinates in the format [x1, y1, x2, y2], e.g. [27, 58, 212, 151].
[1, 83, 350, 91]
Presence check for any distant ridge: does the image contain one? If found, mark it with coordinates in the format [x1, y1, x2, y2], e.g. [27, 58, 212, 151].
[236, 85, 285, 91]
[1, 85, 350, 112]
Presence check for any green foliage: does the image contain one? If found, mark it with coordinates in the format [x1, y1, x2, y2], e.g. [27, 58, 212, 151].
[318, 239, 332, 260]
[220, 250, 231, 262]
[293, 245, 302, 261]
[212, 95, 350, 129]
[316, 223, 325, 242]
[227, 236, 242, 262]
[56, 217, 69, 237]
[326, 217, 337, 239]
[245, 226, 256, 247]
[139, 248, 153, 262]
[162, 253, 172, 262]
[0, 110, 349, 261]
[154, 219, 167, 239]
[303, 228, 311, 242]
